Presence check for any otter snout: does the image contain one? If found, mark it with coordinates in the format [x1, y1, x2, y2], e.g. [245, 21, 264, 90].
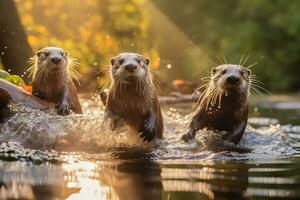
[227, 75, 240, 85]
[124, 64, 138, 73]
[51, 57, 62, 65]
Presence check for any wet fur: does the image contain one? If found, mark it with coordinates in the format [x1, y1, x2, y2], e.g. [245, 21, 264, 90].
[104, 53, 163, 142]
[182, 65, 251, 144]
[30, 47, 82, 115]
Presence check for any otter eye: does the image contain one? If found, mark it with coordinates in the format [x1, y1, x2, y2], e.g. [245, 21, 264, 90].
[119, 58, 124, 65]
[222, 69, 227, 75]
[45, 52, 50, 57]
[240, 70, 244, 76]
[60, 52, 64, 56]
[137, 58, 143, 65]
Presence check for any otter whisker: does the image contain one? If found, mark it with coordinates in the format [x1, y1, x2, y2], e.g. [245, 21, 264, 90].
[251, 83, 271, 94]
[241, 55, 250, 66]
[239, 54, 244, 65]
[221, 55, 228, 64]
[205, 86, 218, 110]
[218, 87, 224, 107]
[151, 73, 161, 93]
[197, 87, 209, 105]
[247, 62, 258, 69]
[213, 87, 222, 107]
[190, 83, 210, 100]
[216, 55, 227, 65]
[250, 78, 265, 85]
[250, 86, 265, 99]
[210, 87, 219, 105]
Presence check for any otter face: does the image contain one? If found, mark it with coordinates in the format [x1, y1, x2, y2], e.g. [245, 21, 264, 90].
[36, 47, 69, 72]
[110, 53, 149, 83]
[211, 64, 251, 93]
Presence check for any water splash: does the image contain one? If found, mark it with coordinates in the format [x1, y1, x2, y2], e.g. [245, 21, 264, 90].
[0, 101, 296, 163]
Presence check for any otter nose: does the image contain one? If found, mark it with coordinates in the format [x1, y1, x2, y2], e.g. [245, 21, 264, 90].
[124, 64, 137, 73]
[227, 75, 240, 85]
[51, 57, 61, 65]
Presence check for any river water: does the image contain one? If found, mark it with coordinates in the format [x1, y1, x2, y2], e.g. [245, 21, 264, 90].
[0, 97, 299, 200]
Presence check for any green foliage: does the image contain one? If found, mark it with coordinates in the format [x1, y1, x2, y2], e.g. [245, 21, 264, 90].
[0, 70, 10, 79]
[153, 0, 300, 92]
[15, 0, 153, 89]
[0, 70, 25, 86]
[13, 0, 300, 92]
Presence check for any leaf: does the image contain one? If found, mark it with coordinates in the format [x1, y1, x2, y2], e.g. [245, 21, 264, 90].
[0, 70, 10, 79]
[4, 75, 25, 86]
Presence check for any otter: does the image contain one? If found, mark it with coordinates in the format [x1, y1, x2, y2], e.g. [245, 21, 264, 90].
[182, 64, 251, 144]
[103, 53, 163, 142]
[29, 47, 82, 115]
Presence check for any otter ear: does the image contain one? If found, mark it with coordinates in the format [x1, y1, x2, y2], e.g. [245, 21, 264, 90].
[110, 57, 117, 66]
[246, 69, 251, 76]
[211, 67, 217, 75]
[64, 51, 69, 57]
[36, 51, 42, 57]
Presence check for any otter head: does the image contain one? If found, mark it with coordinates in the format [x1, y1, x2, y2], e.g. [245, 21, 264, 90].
[110, 53, 150, 84]
[211, 64, 251, 94]
[36, 47, 69, 72]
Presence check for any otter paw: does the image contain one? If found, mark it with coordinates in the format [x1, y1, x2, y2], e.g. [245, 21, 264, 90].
[32, 91, 48, 100]
[56, 101, 70, 116]
[139, 120, 156, 142]
[181, 131, 195, 143]
[110, 117, 124, 131]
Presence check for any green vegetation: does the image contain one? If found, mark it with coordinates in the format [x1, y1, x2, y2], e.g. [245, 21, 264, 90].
[1, 0, 299, 93]
[0, 70, 24, 86]
[153, 0, 300, 92]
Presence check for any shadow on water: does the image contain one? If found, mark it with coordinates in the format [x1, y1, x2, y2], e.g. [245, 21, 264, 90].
[0, 98, 299, 199]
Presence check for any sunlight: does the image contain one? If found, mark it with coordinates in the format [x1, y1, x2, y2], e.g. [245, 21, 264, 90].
[62, 159, 118, 200]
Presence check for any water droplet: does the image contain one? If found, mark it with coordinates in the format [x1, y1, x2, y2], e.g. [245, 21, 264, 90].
[1, 52, 4, 55]
[131, 43, 134, 47]
[93, 62, 98, 66]
[4, 46, 7, 49]
[166, 64, 172, 69]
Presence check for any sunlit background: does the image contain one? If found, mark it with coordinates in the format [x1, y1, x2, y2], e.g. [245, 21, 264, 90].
[1, 0, 300, 93]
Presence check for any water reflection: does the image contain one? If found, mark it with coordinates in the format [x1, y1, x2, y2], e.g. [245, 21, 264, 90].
[161, 164, 249, 199]
[0, 156, 300, 199]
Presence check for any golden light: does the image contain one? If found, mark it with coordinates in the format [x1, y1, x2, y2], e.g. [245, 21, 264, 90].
[62, 158, 118, 200]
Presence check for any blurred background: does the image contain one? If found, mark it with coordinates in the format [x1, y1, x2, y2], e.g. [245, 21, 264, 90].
[1, 0, 300, 94]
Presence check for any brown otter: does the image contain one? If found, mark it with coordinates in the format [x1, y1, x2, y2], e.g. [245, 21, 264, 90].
[28, 47, 82, 115]
[103, 53, 163, 142]
[182, 64, 251, 144]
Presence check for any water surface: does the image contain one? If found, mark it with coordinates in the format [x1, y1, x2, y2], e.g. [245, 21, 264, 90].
[0, 97, 299, 200]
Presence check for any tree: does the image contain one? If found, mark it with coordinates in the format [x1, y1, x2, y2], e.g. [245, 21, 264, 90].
[0, 0, 33, 77]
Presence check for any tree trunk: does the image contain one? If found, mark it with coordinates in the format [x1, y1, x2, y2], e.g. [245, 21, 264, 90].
[0, 0, 33, 78]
